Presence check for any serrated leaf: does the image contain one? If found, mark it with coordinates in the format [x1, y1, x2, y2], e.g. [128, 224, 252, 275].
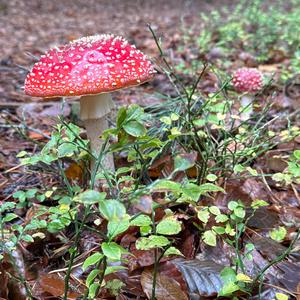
[197, 208, 210, 224]
[107, 218, 130, 240]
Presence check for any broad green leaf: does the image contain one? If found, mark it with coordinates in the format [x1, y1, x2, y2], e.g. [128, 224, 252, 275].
[156, 218, 182, 235]
[197, 209, 210, 224]
[86, 269, 100, 287]
[74, 190, 106, 205]
[104, 266, 127, 276]
[107, 217, 130, 240]
[228, 201, 239, 210]
[88, 283, 100, 299]
[251, 199, 269, 209]
[163, 246, 184, 257]
[215, 214, 229, 223]
[151, 179, 181, 193]
[236, 273, 252, 282]
[212, 226, 226, 234]
[57, 143, 77, 157]
[203, 230, 217, 246]
[174, 153, 196, 171]
[206, 174, 217, 182]
[2, 213, 18, 223]
[136, 235, 170, 250]
[269, 226, 287, 242]
[99, 200, 126, 221]
[82, 252, 103, 271]
[123, 121, 146, 137]
[209, 206, 221, 216]
[130, 214, 152, 227]
[198, 183, 225, 194]
[101, 242, 127, 261]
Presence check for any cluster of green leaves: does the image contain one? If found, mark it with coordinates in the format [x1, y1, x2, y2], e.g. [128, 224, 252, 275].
[195, 0, 300, 62]
[272, 150, 300, 185]
[196, 200, 268, 248]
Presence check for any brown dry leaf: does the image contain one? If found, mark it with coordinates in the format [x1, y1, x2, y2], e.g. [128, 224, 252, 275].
[141, 268, 188, 300]
[65, 161, 84, 182]
[28, 130, 51, 140]
[39, 273, 81, 299]
[297, 282, 300, 300]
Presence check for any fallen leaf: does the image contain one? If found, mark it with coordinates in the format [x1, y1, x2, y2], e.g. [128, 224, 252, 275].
[141, 268, 188, 300]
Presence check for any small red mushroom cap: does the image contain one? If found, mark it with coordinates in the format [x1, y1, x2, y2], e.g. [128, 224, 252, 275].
[232, 68, 263, 93]
[25, 34, 156, 97]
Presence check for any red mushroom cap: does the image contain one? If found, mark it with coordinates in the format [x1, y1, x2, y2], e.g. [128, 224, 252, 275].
[25, 34, 156, 97]
[232, 68, 263, 93]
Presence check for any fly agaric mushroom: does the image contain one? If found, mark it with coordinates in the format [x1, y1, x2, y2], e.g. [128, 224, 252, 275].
[25, 34, 156, 172]
[232, 67, 263, 120]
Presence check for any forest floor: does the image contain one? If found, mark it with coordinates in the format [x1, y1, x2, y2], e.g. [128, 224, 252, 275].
[0, 1, 300, 300]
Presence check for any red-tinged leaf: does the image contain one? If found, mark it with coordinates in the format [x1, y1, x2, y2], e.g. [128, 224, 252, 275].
[141, 268, 189, 300]
[38, 273, 81, 299]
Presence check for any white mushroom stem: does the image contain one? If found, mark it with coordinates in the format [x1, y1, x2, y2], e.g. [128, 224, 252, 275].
[240, 94, 254, 121]
[80, 93, 115, 176]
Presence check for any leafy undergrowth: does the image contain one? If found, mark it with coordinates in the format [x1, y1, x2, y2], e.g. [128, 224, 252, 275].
[1, 1, 300, 300]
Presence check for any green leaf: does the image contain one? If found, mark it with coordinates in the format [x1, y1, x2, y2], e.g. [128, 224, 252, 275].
[57, 143, 77, 157]
[151, 180, 181, 193]
[136, 235, 170, 250]
[107, 218, 130, 240]
[2, 213, 18, 223]
[182, 183, 202, 202]
[293, 150, 300, 160]
[233, 207, 245, 219]
[74, 190, 106, 205]
[215, 214, 229, 223]
[174, 153, 196, 171]
[21, 234, 34, 243]
[101, 242, 127, 261]
[99, 200, 126, 221]
[130, 215, 152, 227]
[164, 246, 184, 257]
[228, 201, 239, 210]
[156, 218, 182, 235]
[123, 121, 146, 137]
[212, 226, 226, 234]
[203, 230, 217, 246]
[88, 283, 100, 299]
[275, 292, 289, 300]
[82, 252, 103, 271]
[116, 107, 127, 128]
[86, 269, 100, 287]
[251, 199, 269, 209]
[219, 267, 239, 297]
[206, 174, 218, 182]
[197, 208, 210, 224]
[269, 226, 287, 242]
[209, 206, 221, 216]
[199, 183, 225, 194]
[104, 266, 127, 276]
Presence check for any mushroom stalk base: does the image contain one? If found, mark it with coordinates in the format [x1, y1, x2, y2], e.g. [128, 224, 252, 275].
[80, 93, 115, 177]
[240, 94, 254, 121]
